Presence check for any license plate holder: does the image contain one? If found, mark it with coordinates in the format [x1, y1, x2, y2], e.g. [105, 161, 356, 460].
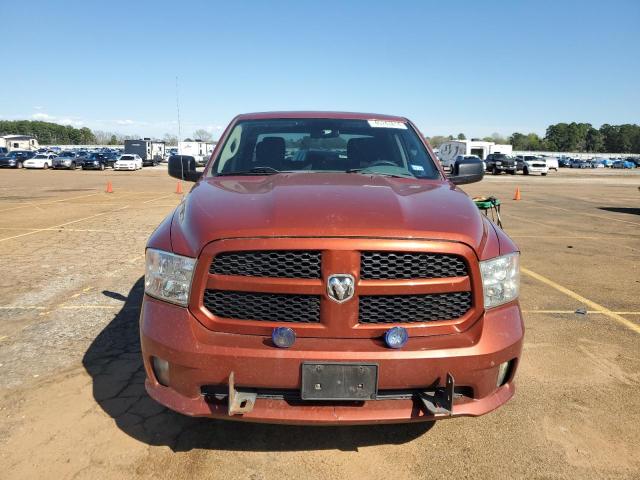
[301, 362, 378, 401]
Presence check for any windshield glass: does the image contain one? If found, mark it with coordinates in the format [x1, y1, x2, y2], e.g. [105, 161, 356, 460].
[120, 156, 134, 160]
[34, 154, 47, 159]
[212, 118, 440, 179]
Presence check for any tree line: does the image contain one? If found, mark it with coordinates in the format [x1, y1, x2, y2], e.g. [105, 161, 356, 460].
[427, 123, 640, 153]
[0, 120, 214, 147]
[0, 120, 95, 145]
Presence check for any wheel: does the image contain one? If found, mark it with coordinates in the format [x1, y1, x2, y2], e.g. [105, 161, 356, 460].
[100, 163, 105, 171]
[43, 163, 49, 169]
[17, 161, 23, 169]
[492, 166, 500, 175]
[508, 169, 516, 175]
[541, 172, 547, 176]
[71, 162, 76, 170]
[523, 167, 529, 175]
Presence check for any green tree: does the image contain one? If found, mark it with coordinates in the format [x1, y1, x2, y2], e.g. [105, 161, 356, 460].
[457, 133, 466, 140]
[585, 127, 604, 152]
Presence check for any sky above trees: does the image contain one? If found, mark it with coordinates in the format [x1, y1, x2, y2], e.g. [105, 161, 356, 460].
[1, 0, 638, 140]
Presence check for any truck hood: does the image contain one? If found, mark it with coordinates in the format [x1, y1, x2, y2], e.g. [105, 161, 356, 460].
[170, 172, 486, 257]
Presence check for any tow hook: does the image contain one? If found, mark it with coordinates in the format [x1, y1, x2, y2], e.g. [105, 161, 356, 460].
[227, 371, 257, 416]
[419, 373, 455, 416]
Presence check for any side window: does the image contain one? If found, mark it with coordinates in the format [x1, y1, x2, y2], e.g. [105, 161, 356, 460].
[216, 124, 243, 172]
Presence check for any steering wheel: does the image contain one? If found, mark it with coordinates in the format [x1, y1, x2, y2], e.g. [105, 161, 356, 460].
[367, 160, 398, 168]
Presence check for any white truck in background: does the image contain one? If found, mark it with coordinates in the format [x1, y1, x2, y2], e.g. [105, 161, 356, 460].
[438, 140, 512, 170]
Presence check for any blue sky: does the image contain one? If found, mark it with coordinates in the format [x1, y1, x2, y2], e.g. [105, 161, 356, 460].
[2, 0, 638, 139]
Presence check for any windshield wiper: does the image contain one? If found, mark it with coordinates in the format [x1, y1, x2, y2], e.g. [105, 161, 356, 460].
[217, 166, 283, 176]
[345, 168, 414, 178]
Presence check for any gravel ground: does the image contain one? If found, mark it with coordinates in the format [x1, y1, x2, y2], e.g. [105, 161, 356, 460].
[0, 166, 638, 479]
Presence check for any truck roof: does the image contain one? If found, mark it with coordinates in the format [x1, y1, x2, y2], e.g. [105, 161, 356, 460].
[234, 111, 408, 122]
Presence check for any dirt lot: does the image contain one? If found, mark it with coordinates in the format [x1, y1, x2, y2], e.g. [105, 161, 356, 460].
[0, 166, 638, 479]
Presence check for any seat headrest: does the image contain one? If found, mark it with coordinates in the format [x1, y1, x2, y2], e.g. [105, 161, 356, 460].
[347, 137, 378, 169]
[255, 137, 285, 169]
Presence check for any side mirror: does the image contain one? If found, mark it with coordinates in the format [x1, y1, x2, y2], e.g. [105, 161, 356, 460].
[449, 157, 484, 185]
[168, 155, 201, 182]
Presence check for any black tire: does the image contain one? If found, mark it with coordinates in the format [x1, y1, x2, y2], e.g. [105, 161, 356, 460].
[17, 161, 23, 169]
[508, 169, 516, 175]
[71, 162, 76, 170]
[43, 163, 49, 170]
[523, 167, 529, 175]
[541, 172, 547, 176]
[100, 163, 105, 171]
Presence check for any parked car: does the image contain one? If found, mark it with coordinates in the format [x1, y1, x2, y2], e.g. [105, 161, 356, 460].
[0, 147, 8, 156]
[81, 153, 110, 170]
[113, 154, 143, 171]
[570, 159, 588, 168]
[52, 151, 81, 170]
[544, 157, 559, 171]
[519, 156, 548, 175]
[0, 150, 36, 168]
[24, 153, 57, 169]
[102, 152, 119, 168]
[626, 157, 640, 167]
[558, 157, 571, 168]
[141, 111, 523, 425]
[485, 153, 516, 175]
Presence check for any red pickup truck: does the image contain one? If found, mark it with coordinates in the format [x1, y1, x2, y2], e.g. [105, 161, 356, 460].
[141, 112, 523, 424]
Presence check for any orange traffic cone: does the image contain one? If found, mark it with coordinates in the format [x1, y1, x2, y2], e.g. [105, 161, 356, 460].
[106, 181, 113, 193]
[175, 181, 183, 194]
[513, 186, 521, 201]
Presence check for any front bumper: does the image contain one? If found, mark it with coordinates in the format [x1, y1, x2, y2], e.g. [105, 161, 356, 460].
[141, 296, 524, 425]
[491, 163, 516, 172]
[114, 165, 136, 170]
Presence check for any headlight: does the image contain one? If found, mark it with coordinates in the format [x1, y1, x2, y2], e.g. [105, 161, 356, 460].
[145, 248, 196, 306]
[479, 252, 519, 309]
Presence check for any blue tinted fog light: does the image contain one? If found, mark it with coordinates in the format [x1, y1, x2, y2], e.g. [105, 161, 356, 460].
[272, 327, 296, 348]
[384, 327, 408, 349]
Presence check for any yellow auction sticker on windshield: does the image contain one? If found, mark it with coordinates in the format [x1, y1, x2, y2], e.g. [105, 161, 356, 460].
[367, 120, 407, 129]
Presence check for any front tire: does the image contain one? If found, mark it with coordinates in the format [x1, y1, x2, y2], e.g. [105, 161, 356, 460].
[523, 167, 529, 175]
[17, 161, 23, 169]
[492, 166, 500, 175]
[100, 163, 105, 171]
[43, 163, 49, 170]
[541, 172, 547, 176]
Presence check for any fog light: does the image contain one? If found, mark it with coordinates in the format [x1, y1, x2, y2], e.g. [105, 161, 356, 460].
[384, 326, 408, 349]
[496, 360, 511, 387]
[152, 357, 170, 386]
[272, 327, 296, 348]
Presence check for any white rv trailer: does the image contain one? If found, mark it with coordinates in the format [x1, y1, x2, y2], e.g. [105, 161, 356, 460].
[1, 135, 39, 151]
[438, 139, 512, 168]
[178, 140, 216, 166]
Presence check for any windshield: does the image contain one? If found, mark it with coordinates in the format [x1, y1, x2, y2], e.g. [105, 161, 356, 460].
[211, 118, 440, 179]
[34, 154, 47, 159]
[119, 156, 134, 160]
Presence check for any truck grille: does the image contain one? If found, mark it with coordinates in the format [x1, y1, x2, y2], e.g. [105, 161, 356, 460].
[198, 240, 479, 336]
[203, 289, 321, 323]
[210, 251, 321, 278]
[360, 252, 467, 279]
[359, 292, 472, 323]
